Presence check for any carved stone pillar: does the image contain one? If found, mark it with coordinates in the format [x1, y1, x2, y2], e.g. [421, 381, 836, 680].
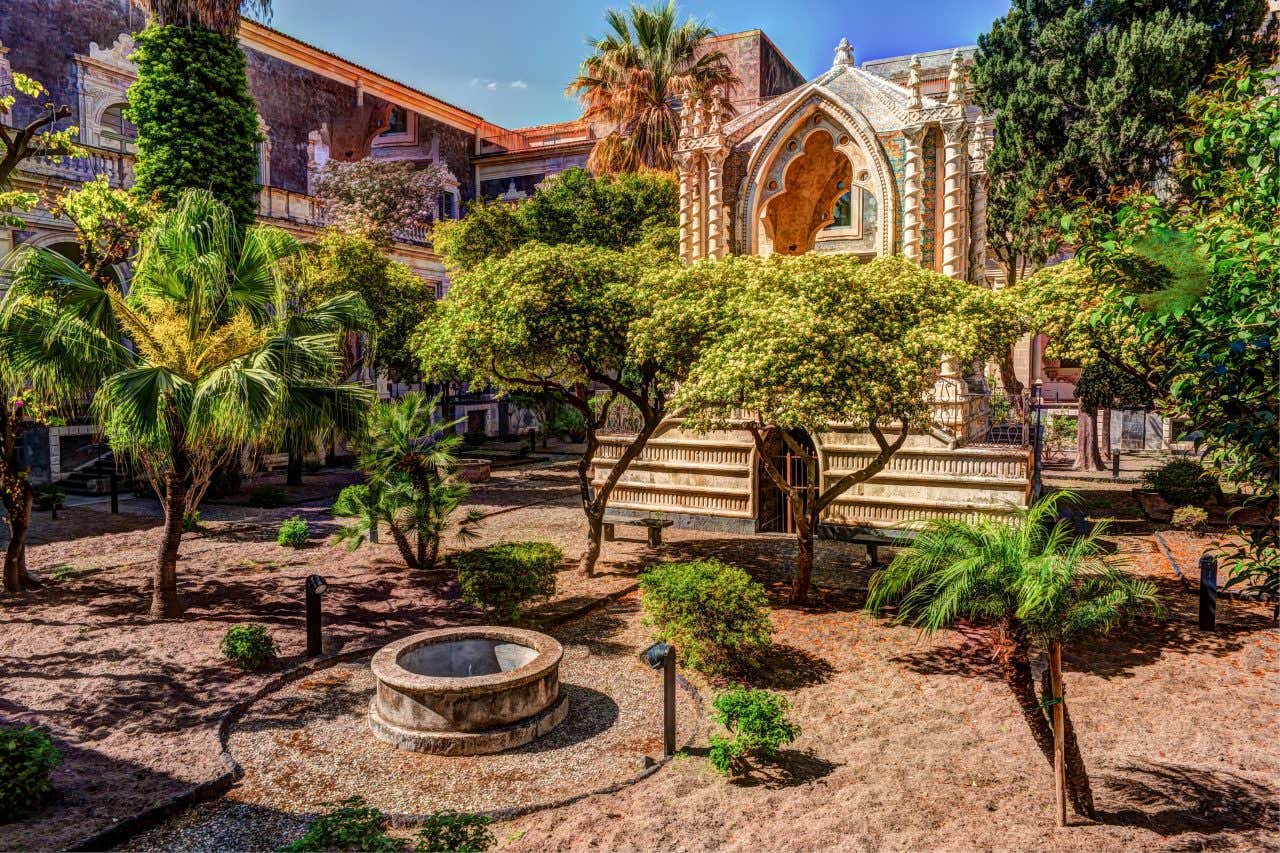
[706, 147, 729, 259]
[675, 151, 699, 262]
[901, 124, 926, 263]
[940, 120, 969, 280]
[968, 171, 989, 284]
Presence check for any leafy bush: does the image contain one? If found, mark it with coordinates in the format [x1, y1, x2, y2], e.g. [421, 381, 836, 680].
[551, 406, 586, 441]
[248, 486, 289, 508]
[639, 559, 773, 675]
[331, 484, 369, 517]
[1171, 505, 1209, 535]
[33, 484, 65, 512]
[1143, 458, 1217, 507]
[280, 797, 398, 852]
[277, 515, 310, 548]
[182, 509, 202, 532]
[707, 688, 800, 777]
[0, 724, 62, 822]
[220, 624, 278, 672]
[413, 811, 494, 852]
[452, 542, 561, 623]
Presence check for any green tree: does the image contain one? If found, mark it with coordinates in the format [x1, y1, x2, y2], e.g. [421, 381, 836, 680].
[333, 393, 482, 570]
[568, 1, 738, 173]
[50, 177, 157, 285]
[1, 192, 370, 617]
[636, 255, 1020, 603]
[972, 0, 1269, 283]
[867, 492, 1161, 824]
[0, 71, 82, 224]
[128, 11, 265, 229]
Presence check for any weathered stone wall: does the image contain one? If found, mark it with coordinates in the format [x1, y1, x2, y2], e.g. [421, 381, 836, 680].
[698, 31, 804, 114]
[0, 0, 141, 126]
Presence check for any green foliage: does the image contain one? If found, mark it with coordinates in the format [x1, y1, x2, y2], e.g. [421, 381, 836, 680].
[0, 724, 62, 822]
[334, 394, 482, 570]
[129, 25, 261, 228]
[413, 811, 495, 853]
[568, 3, 738, 173]
[182, 509, 202, 532]
[219, 624, 278, 671]
[972, 0, 1268, 280]
[248, 487, 289, 509]
[0, 71, 83, 227]
[1170, 505, 1208, 535]
[433, 168, 678, 269]
[550, 405, 586, 441]
[707, 688, 799, 777]
[280, 797, 398, 852]
[277, 515, 309, 548]
[331, 484, 368, 517]
[452, 541, 561, 623]
[51, 177, 157, 283]
[1143, 458, 1217, 507]
[639, 559, 773, 675]
[1074, 361, 1153, 415]
[33, 484, 65, 512]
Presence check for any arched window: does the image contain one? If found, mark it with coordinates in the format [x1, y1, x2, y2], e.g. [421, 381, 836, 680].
[828, 181, 852, 229]
[100, 103, 136, 151]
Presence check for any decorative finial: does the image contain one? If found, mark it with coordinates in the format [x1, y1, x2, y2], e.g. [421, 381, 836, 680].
[907, 54, 923, 111]
[833, 37, 854, 68]
[946, 49, 968, 106]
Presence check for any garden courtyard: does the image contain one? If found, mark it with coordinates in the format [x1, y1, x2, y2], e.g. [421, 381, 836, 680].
[2, 460, 1276, 851]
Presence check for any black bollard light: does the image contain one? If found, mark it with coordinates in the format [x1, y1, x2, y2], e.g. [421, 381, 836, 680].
[305, 574, 327, 657]
[1198, 554, 1218, 631]
[641, 642, 676, 758]
[1111, 450, 1120, 480]
[110, 471, 119, 514]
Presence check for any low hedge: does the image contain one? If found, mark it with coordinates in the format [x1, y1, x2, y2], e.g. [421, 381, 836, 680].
[451, 541, 561, 623]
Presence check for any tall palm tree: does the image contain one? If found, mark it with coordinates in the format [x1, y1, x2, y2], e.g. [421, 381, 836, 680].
[148, 0, 272, 34]
[334, 393, 482, 570]
[568, 1, 739, 173]
[866, 492, 1161, 823]
[1, 191, 372, 618]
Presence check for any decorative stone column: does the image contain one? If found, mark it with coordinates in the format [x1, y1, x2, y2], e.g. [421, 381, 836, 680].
[967, 115, 990, 285]
[901, 124, 926, 263]
[706, 147, 729, 259]
[675, 151, 698, 262]
[940, 119, 969, 280]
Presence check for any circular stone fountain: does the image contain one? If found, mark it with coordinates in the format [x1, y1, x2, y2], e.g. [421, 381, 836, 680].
[368, 626, 568, 755]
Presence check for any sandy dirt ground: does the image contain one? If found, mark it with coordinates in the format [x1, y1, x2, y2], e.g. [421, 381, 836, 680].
[3, 466, 1278, 852]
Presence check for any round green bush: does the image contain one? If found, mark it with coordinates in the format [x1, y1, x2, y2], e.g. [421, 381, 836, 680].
[707, 687, 800, 777]
[451, 541, 561, 623]
[220, 624, 278, 672]
[277, 515, 309, 548]
[414, 810, 494, 852]
[331, 484, 369, 517]
[0, 724, 62, 822]
[1143, 458, 1217, 506]
[639, 559, 773, 675]
[247, 486, 289, 508]
[281, 796, 397, 852]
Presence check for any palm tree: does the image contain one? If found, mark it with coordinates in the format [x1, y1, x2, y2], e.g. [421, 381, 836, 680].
[568, 1, 739, 173]
[1, 191, 372, 618]
[334, 394, 482, 570]
[866, 492, 1161, 824]
[148, 0, 272, 34]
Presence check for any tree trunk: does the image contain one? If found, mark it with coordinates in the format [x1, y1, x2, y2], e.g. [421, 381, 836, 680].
[1041, 655, 1096, 818]
[1099, 409, 1112, 460]
[998, 352, 1027, 421]
[1049, 641, 1067, 827]
[424, 536, 440, 571]
[388, 522, 418, 569]
[994, 618, 1057, 769]
[791, 521, 814, 604]
[1072, 408, 1105, 471]
[579, 510, 604, 578]
[415, 529, 427, 569]
[3, 490, 33, 593]
[286, 449, 304, 486]
[151, 469, 186, 619]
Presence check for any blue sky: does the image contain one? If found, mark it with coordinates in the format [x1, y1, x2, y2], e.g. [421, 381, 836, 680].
[268, 0, 1012, 127]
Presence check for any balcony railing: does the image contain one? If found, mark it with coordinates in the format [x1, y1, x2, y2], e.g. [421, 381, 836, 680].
[24, 145, 135, 188]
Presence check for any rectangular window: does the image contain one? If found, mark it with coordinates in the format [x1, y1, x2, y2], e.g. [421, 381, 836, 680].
[437, 191, 456, 221]
[382, 107, 408, 137]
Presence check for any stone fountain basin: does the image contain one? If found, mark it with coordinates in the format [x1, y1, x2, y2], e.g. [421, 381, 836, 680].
[369, 626, 567, 755]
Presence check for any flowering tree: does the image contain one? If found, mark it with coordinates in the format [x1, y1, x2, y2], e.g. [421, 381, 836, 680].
[314, 158, 448, 243]
[635, 255, 1019, 603]
[1, 71, 81, 224]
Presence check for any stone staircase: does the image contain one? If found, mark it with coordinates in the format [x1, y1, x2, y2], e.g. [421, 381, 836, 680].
[58, 444, 133, 495]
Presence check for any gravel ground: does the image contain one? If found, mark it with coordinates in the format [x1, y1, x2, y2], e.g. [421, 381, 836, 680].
[126, 598, 699, 851]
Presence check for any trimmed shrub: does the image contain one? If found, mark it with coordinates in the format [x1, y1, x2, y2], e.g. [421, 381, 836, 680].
[277, 515, 309, 548]
[0, 724, 62, 822]
[281, 797, 398, 852]
[331, 484, 369, 517]
[707, 688, 800, 777]
[639, 559, 773, 675]
[1171, 505, 1209, 535]
[413, 811, 495, 852]
[452, 542, 561, 623]
[248, 486, 289, 508]
[1144, 458, 1217, 506]
[220, 624, 278, 672]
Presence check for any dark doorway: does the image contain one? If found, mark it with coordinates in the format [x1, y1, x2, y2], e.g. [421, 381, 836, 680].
[756, 429, 816, 534]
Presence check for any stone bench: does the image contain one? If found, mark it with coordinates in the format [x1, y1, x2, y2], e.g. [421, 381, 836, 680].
[602, 514, 674, 548]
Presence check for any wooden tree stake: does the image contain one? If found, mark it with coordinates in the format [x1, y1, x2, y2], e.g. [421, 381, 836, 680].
[1049, 640, 1067, 827]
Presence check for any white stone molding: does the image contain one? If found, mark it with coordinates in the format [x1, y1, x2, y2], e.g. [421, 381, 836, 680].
[940, 119, 969, 279]
[73, 33, 139, 149]
[833, 38, 855, 69]
[901, 124, 926, 262]
[256, 114, 272, 186]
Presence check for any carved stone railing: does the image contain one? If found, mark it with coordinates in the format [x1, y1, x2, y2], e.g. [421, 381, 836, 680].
[24, 145, 134, 188]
